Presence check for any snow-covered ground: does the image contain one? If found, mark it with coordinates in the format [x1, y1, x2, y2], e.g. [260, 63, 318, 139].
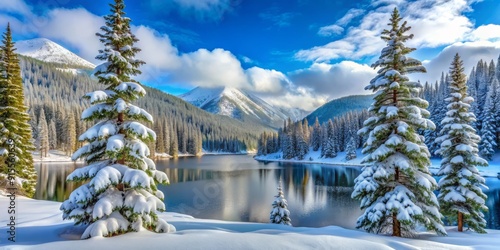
[1, 195, 500, 249]
[254, 149, 365, 167]
[32, 150, 80, 163]
[33, 150, 254, 163]
[255, 148, 500, 178]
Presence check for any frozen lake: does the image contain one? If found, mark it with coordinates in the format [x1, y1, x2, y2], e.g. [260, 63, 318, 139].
[34, 154, 500, 229]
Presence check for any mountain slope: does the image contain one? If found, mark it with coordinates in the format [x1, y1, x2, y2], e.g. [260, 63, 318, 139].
[16, 38, 95, 69]
[306, 94, 374, 124]
[180, 87, 306, 128]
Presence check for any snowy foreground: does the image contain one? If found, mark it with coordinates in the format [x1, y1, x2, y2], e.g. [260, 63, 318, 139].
[255, 149, 500, 178]
[1, 196, 500, 250]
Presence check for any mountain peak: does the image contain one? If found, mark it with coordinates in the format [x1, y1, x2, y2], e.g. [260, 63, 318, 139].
[180, 86, 306, 128]
[15, 38, 95, 69]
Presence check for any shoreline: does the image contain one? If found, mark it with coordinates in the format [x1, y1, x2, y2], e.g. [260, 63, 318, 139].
[33, 150, 254, 163]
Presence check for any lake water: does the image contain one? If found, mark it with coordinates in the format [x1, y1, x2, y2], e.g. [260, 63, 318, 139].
[34, 155, 500, 229]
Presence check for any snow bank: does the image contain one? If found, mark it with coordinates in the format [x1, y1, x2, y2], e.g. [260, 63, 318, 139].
[2, 196, 500, 249]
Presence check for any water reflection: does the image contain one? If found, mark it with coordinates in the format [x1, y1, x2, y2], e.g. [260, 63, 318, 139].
[33, 156, 500, 229]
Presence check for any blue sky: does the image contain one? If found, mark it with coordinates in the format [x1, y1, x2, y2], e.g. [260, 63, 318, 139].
[2, 0, 500, 111]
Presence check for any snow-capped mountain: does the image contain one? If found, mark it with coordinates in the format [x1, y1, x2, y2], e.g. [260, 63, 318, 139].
[16, 38, 95, 69]
[180, 87, 306, 128]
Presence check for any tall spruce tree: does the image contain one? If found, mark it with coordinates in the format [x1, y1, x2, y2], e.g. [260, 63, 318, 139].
[60, 0, 175, 238]
[0, 24, 36, 197]
[479, 78, 498, 160]
[352, 8, 445, 237]
[435, 53, 488, 233]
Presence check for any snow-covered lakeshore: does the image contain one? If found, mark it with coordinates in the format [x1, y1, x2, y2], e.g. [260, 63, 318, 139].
[32, 150, 253, 163]
[254, 149, 500, 178]
[2, 196, 500, 250]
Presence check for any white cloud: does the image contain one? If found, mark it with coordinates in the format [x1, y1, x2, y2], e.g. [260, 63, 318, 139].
[290, 61, 376, 100]
[175, 48, 249, 89]
[0, 0, 32, 16]
[259, 86, 329, 112]
[133, 26, 181, 70]
[318, 25, 344, 36]
[246, 67, 288, 93]
[467, 24, 500, 41]
[317, 8, 364, 37]
[36, 8, 103, 63]
[414, 41, 500, 84]
[336, 8, 365, 26]
[299, 0, 484, 62]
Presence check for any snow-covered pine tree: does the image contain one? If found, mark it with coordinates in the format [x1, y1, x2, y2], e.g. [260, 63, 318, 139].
[0, 24, 36, 197]
[352, 8, 445, 237]
[479, 78, 498, 160]
[296, 122, 308, 160]
[323, 119, 336, 158]
[38, 107, 49, 158]
[312, 117, 321, 151]
[60, 0, 175, 239]
[436, 53, 488, 233]
[270, 180, 292, 226]
[65, 114, 76, 156]
[345, 136, 357, 161]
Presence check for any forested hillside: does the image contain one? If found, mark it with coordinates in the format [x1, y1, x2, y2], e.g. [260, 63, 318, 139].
[20, 56, 265, 156]
[305, 94, 373, 124]
[422, 56, 500, 160]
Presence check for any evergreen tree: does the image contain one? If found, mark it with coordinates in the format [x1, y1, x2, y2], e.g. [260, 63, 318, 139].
[345, 136, 357, 161]
[312, 117, 321, 151]
[60, 0, 175, 238]
[479, 78, 498, 160]
[38, 108, 49, 158]
[48, 120, 57, 149]
[65, 114, 76, 156]
[270, 180, 292, 226]
[436, 53, 488, 233]
[352, 9, 445, 237]
[323, 119, 336, 158]
[0, 24, 36, 196]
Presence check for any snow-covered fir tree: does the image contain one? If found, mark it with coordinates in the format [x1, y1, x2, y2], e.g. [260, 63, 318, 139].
[435, 53, 488, 233]
[37, 104, 49, 158]
[345, 136, 357, 161]
[479, 78, 499, 160]
[65, 114, 76, 156]
[60, 0, 175, 239]
[322, 119, 336, 158]
[270, 180, 292, 226]
[312, 117, 321, 151]
[0, 24, 36, 197]
[352, 8, 445, 237]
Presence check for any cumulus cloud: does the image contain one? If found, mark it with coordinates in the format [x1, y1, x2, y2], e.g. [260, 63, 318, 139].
[37, 8, 103, 63]
[175, 48, 249, 88]
[290, 61, 376, 100]
[299, 0, 483, 62]
[467, 24, 500, 42]
[414, 41, 500, 84]
[246, 67, 288, 93]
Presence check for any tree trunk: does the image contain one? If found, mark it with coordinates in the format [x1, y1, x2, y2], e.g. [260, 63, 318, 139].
[392, 167, 401, 237]
[392, 213, 401, 237]
[458, 211, 463, 232]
